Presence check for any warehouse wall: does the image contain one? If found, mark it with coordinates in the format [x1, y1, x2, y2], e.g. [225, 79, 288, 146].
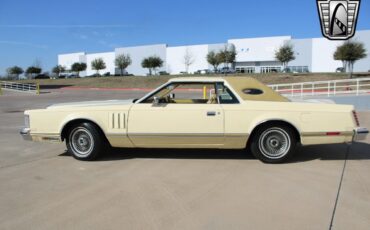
[85, 52, 115, 76]
[115, 44, 167, 76]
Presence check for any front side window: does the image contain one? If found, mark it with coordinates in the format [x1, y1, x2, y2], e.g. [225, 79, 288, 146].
[141, 83, 218, 104]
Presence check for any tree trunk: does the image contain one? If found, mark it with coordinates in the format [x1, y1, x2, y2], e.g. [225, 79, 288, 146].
[121, 68, 123, 76]
[342, 61, 346, 72]
[149, 68, 152, 76]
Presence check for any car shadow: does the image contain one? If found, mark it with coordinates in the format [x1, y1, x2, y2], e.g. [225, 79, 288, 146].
[40, 84, 73, 90]
[59, 142, 370, 163]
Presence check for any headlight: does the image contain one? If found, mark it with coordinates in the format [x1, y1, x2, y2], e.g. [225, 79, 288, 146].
[24, 115, 30, 128]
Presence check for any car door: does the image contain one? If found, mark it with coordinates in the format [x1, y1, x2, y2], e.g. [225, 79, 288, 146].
[127, 83, 224, 148]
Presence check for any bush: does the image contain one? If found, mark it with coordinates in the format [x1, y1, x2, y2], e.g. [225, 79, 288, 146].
[159, 71, 169, 75]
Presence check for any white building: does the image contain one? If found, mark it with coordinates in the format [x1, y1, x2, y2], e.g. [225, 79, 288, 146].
[166, 43, 224, 74]
[86, 52, 115, 76]
[58, 30, 370, 76]
[115, 44, 167, 76]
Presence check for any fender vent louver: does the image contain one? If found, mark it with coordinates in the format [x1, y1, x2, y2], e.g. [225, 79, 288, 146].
[110, 112, 126, 129]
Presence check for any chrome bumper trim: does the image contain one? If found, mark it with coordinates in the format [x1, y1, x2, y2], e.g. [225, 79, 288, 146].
[353, 127, 369, 141]
[20, 127, 32, 141]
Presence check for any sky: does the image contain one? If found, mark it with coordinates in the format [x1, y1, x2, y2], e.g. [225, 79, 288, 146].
[0, 0, 369, 75]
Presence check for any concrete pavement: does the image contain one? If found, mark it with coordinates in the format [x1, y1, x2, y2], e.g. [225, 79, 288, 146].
[0, 89, 369, 230]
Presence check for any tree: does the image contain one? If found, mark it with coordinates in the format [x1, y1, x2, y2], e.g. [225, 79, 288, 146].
[141, 56, 163, 75]
[183, 47, 195, 73]
[25, 66, 42, 79]
[334, 41, 367, 78]
[219, 44, 237, 70]
[52, 65, 66, 78]
[275, 43, 295, 71]
[115, 54, 132, 76]
[334, 46, 347, 72]
[6, 66, 24, 80]
[206, 51, 222, 72]
[91, 58, 106, 75]
[71, 62, 87, 77]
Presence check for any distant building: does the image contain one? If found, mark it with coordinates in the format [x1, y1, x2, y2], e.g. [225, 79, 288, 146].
[58, 30, 370, 76]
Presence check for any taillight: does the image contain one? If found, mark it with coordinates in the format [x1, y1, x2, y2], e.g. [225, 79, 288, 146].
[352, 111, 360, 126]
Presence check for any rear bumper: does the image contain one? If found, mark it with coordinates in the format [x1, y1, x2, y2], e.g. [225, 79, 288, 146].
[20, 127, 32, 141]
[353, 127, 369, 141]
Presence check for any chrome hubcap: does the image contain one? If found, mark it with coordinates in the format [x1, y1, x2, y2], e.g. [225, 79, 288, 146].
[70, 127, 94, 157]
[258, 128, 291, 159]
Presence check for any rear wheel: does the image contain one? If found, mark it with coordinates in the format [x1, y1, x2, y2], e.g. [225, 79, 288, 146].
[250, 124, 297, 163]
[66, 122, 104, 160]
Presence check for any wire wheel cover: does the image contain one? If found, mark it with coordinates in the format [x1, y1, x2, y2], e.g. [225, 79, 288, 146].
[70, 127, 94, 156]
[258, 128, 291, 159]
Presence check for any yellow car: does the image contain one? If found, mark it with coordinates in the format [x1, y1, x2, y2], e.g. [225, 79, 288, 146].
[20, 77, 368, 163]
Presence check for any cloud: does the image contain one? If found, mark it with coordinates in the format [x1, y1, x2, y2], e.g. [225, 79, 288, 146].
[0, 40, 48, 49]
[0, 24, 132, 29]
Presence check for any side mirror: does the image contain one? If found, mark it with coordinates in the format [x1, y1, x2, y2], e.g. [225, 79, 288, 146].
[169, 93, 175, 99]
[153, 96, 159, 105]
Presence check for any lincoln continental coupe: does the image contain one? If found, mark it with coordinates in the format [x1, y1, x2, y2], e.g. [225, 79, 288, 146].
[20, 77, 368, 163]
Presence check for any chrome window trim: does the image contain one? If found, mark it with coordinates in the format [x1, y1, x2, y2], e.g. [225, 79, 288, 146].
[136, 81, 226, 104]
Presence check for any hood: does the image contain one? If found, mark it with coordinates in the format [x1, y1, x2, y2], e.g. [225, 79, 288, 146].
[47, 99, 134, 109]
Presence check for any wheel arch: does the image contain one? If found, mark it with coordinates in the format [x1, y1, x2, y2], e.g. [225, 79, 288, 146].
[247, 120, 301, 147]
[60, 118, 108, 143]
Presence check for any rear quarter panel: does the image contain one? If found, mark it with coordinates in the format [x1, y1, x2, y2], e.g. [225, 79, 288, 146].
[222, 101, 355, 147]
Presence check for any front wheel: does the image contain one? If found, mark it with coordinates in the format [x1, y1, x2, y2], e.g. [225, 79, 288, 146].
[250, 125, 297, 163]
[66, 123, 104, 160]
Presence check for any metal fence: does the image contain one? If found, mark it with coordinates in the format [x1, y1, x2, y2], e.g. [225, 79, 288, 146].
[269, 78, 370, 98]
[0, 81, 39, 94]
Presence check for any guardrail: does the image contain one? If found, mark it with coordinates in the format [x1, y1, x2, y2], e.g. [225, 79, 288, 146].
[269, 77, 370, 98]
[0, 81, 39, 95]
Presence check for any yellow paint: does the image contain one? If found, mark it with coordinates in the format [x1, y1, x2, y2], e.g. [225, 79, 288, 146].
[36, 83, 40, 95]
[203, 86, 207, 99]
[23, 77, 357, 149]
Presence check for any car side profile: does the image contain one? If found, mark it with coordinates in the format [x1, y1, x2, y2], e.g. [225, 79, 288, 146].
[21, 77, 368, 163]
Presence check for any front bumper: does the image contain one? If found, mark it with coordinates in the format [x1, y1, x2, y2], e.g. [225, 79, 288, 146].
[20, 127, 32, 141]
[353, 127, 369, 141]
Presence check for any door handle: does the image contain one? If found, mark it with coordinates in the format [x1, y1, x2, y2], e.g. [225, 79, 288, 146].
[207, 111, 216, 116]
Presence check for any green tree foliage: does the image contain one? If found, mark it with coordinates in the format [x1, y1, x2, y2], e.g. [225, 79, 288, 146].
[275, 44, 296, 71]
[141, 56, 163, 75]
[334, 41, 367, 78]
[115, 54, 132, 76]
[71, 62, 87, 77]
[25, 66, 42, 79]
[6, 66, 24, 80]
[52, 65, 66, 77]
[206, 51, 222, 72]
[91, 58, 106, 75]
[219, 44, 237, 69]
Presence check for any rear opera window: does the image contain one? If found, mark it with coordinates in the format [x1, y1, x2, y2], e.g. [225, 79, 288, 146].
[242, 88, 264, 95]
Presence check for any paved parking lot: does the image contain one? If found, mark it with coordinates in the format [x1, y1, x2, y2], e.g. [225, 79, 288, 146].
[0, 89, 369, 230]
